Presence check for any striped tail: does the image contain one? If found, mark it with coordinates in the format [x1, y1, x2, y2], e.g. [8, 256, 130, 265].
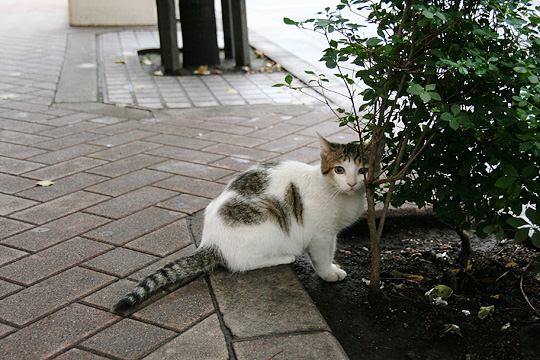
[111, 247, 222, 313]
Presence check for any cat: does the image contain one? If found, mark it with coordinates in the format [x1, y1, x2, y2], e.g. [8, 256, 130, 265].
[111, 135, 370, 312]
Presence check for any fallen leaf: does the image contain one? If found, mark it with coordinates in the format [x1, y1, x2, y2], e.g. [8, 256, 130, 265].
[441, 324, 463, 337]
[254, 49, 265, 58]
[153, 70, 164, 76]
[141, 57, 153, 65]
[478, 305, 495, 320]
[461, 310, 471, 316]
[225, 87, 239, 94]
[194, 65, 210, 75]
[390, 270, 424, 281]
[361, 278, 370, 286]
[114, 59, 126, 64]
[36, 180, 54, 187]
[426, 284, 453, 302]
[212, 68, 223, 75]
[501, 322, 510, 331]
[433, 297, 448, 306]
[241, 66, 250, 72]
[505, 260, 518, 268]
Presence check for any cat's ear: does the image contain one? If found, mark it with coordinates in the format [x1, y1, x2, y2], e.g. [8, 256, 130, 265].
[317, 133, 334, 154]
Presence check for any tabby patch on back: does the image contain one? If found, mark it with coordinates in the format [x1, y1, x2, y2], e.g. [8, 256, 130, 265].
[112, 135, 368, 313]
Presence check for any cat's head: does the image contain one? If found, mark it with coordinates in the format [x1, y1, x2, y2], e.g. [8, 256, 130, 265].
[318, 134, 371, 194]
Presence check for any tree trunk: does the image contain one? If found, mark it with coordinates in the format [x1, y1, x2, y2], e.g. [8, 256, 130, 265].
[178, 0, 220, 67]
[366, 185, 381, 300]
[457, 227, 473, 272]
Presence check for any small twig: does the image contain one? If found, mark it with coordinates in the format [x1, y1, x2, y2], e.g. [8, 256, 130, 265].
[267, 350, 284, 360]
[520, 259, 540, 317]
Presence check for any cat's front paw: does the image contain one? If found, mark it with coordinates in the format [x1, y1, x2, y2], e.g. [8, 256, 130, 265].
[318, 264, 347, 282]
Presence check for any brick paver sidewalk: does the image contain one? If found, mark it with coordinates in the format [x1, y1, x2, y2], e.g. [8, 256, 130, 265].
[0, 1, 353, 359]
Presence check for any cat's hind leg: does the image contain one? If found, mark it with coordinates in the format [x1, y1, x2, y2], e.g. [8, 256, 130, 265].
[308, 235, 346, 282]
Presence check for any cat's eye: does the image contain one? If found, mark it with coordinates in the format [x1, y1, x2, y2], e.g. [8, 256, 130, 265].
[334, 166, 345, 174]
[358, 167, 368, 175]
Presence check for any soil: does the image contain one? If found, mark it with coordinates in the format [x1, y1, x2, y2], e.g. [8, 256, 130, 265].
[294, 214, 540, 360]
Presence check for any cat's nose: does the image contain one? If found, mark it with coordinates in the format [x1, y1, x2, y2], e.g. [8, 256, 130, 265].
[347, 181, 357, 188]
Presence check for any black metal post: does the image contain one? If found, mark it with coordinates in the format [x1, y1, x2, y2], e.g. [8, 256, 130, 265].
[221, 0, 235, 59]
[156, 0, 180, 74]
[178, 0, 220, 67]
[231, 0, 250, 67]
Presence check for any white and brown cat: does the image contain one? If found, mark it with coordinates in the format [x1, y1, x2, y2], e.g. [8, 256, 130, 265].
[112, 135, 369, 312]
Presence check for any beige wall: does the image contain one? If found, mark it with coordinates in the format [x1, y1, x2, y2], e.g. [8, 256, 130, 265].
[69, 0, 157, 26]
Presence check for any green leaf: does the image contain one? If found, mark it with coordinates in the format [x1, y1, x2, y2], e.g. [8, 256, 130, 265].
[426, 84, 436, 91]
[420, 92, 431, 102]
[532, 232, 540, 249]
[285, 74, 293, 85]
[528, 75, 539, 84]
[434, 11, 446, 22]
[366, 37, 382, 46]
[515, 228, 529, 242]
[449, 117, 460, 130]
[283, 17, 297, 25]
[451, 104, 460, 115]
[441, 112, 453, 122]
[513, 66, 528, 74]
[506, 217, 526, 228]
[495, 175, 515, 189]
[429, 92, 441, 101]
[272, 83, 286, 87]
[501, 163, 518, 177]
[407, 83, 424, 95]
[422, 9, 434, 19]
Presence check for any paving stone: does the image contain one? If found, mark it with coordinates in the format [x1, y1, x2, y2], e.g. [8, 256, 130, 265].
[27, 144, 104, 165]
[0, 142, 46, 159]
[82, 278, 138, 310]
[89, 120, 143, 135]
[0, 217, 33, 240]
[0, 110, 55, 123]
[133, 278, 214, 332]
[0, 279, 22, 299]
[297, 120, 342, 137]
[2, 212, 110, 252]
[0, 173, 35, 194]
[90, 130, 156, 148]
[155, 175, 224, 199]
[10, 191, 109, 225]
[0, 304, 118, 360]
[0, 117, 54, 133]
[210, 266, 328, 338]
[248, 123, 304, 140]
[210, 156, 260, 172]
[150, 160, 233, 181]
[54, 349, 110, 360]
[89, 141, 161, 161]
[17, 172, 107, 202]
[157, 194, 210, 215]
[188, 121, 254, 135]
[284, 110, 334, 127]
[0, 193, 37, 215]
[145, 134, 215, 150]
[143, 314, 228, 360]
[0, 156, 43, 174]
[257, 134, 314, 153]
[125, 219, 192, 256]
[87, 154, 167, 177]
[0, 237, 112, 285]
[39, 121, 104, 138]
[35, 132, 105, 151]
[129, 245, 195, 281]
[197, 131, 267, 148]
[273, 146, 320, 164]
[0, 323, 15, 338]
[83, 247, 158, 277]
[81, 319, 176, 360]
[84, 207, 183, 245]
[86, 169, 171, 196]
[23, 157, 107, 180]
[202, 143, 277, 161]
[0, 244, 28, 266]
[85, 186, 176, 219]
[138, 122, 207, 137]
[147, 145, 224, 164]
[0, 267, 114, 326]
[42, 113, 97, 127]
[0, 129, 51, 145]
[234, 331, 349, 360]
